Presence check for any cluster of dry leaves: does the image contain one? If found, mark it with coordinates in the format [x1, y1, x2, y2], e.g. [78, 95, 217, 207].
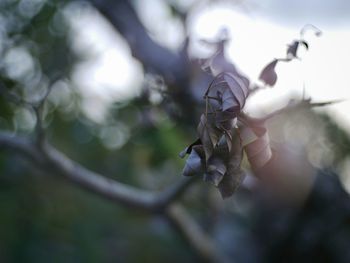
[180, 26, 322, 198]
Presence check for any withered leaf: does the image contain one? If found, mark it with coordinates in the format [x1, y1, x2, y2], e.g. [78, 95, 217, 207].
[224, 131, 233, 152]
[215, 111, 237, 131]
[244, 127, 272, 169]
[218, 135, 244, 198]
[204, 157, 227, 186]
[218, 169, 245, 198]
[300, 40, 309, 50]
[182, 145, 205, 177]
[179, 138, 201, 158]
[224, 73, 248, 107]
[259, 59, 278, 87]
[238, 75, 250, 95]
[201, 46, 238, 77]
[197, 114, 222, 160]
[221, 87, 240, 112]
[287, 40, 309, 59]
[287, 40, 299, 58]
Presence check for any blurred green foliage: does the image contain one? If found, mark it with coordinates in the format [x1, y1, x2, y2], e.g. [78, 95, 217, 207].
[0, 1, 199, 262]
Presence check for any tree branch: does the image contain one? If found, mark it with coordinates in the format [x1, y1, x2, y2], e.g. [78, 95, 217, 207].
[155, 176, 199, 210]
[0, 132, 225, 261]
[42, 142, 158, 210]
[0, 132, 196, 211]
[88, 0, 186, 84]
[239, 99, 343, 127]
[87, 0, 198, 123]
[0, 132, 44, 165]
[165, 204, 227, 263]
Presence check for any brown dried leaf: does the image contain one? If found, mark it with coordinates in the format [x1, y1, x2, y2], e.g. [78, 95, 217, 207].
[300, 40, 309, 50]
[224, 73, 248, 108]
[287, 40, 309, 59]
[182, 145, 205, 177]
[218, 169, 245, 198]
[204, 157, 227, 186]
[179, 138, 201, 158]
[197, 114, 222, 160]
[215, 111, 237, 131]
[287, 41, 299, 58]
[259, 59, 278, 87]
[244, 126, 272, 169]
[218, 136, 244, 198]
[221, 87, 240, 112]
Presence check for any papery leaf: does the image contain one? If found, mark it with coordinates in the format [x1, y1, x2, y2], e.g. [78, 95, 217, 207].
[238, 75, 250, 95]
[287, 40, 299, 58]
[182, 145, 205, 176]
[179, 138, 201, 158]
[206, 72, 248, 114]
[240, 125, 258, 147]
[300, 40, 309, 50]
[218, 169, 245, 198]
[210, 52, 233, 76]
[206, 79, 226, 112]
[218, 135, 244, 198]
[204, 157, 227, 186]
[197, 114, 222, 160]
[202, 47, 237, 77]
[215, 111, 237, 131]
[199, 58, 213, 75]
[287, 40, 309, 59]
[259, 59, 278, 86]
[246, 137, 272, 169]
[224, 131, 233, 152]
[224, 73, 248, 106]
[221, 87, 240, 112]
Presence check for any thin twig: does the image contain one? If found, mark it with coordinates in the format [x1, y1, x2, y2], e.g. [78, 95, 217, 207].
[239, 99, 344, 126]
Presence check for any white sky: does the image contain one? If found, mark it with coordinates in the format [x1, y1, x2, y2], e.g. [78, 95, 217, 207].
[188, 4, 350, 131]
[67, 1, 350, 131]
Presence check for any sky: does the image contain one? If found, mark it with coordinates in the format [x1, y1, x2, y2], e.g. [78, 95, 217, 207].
[187, 2, 350, 131]
[67, 0, 350, 132]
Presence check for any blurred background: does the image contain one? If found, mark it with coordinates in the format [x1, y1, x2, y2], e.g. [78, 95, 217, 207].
[1, 0, 350, 262]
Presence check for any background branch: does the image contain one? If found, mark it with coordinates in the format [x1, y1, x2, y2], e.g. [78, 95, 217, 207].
[88, 0, 197, 122]
[0, 132, 198, 211]
[88, 0, 186, 84]
[165, 204, 227, 263]
[155, 176, 199, 210]
[0, 132, 224, 262]
[240, 99, 342, 126]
